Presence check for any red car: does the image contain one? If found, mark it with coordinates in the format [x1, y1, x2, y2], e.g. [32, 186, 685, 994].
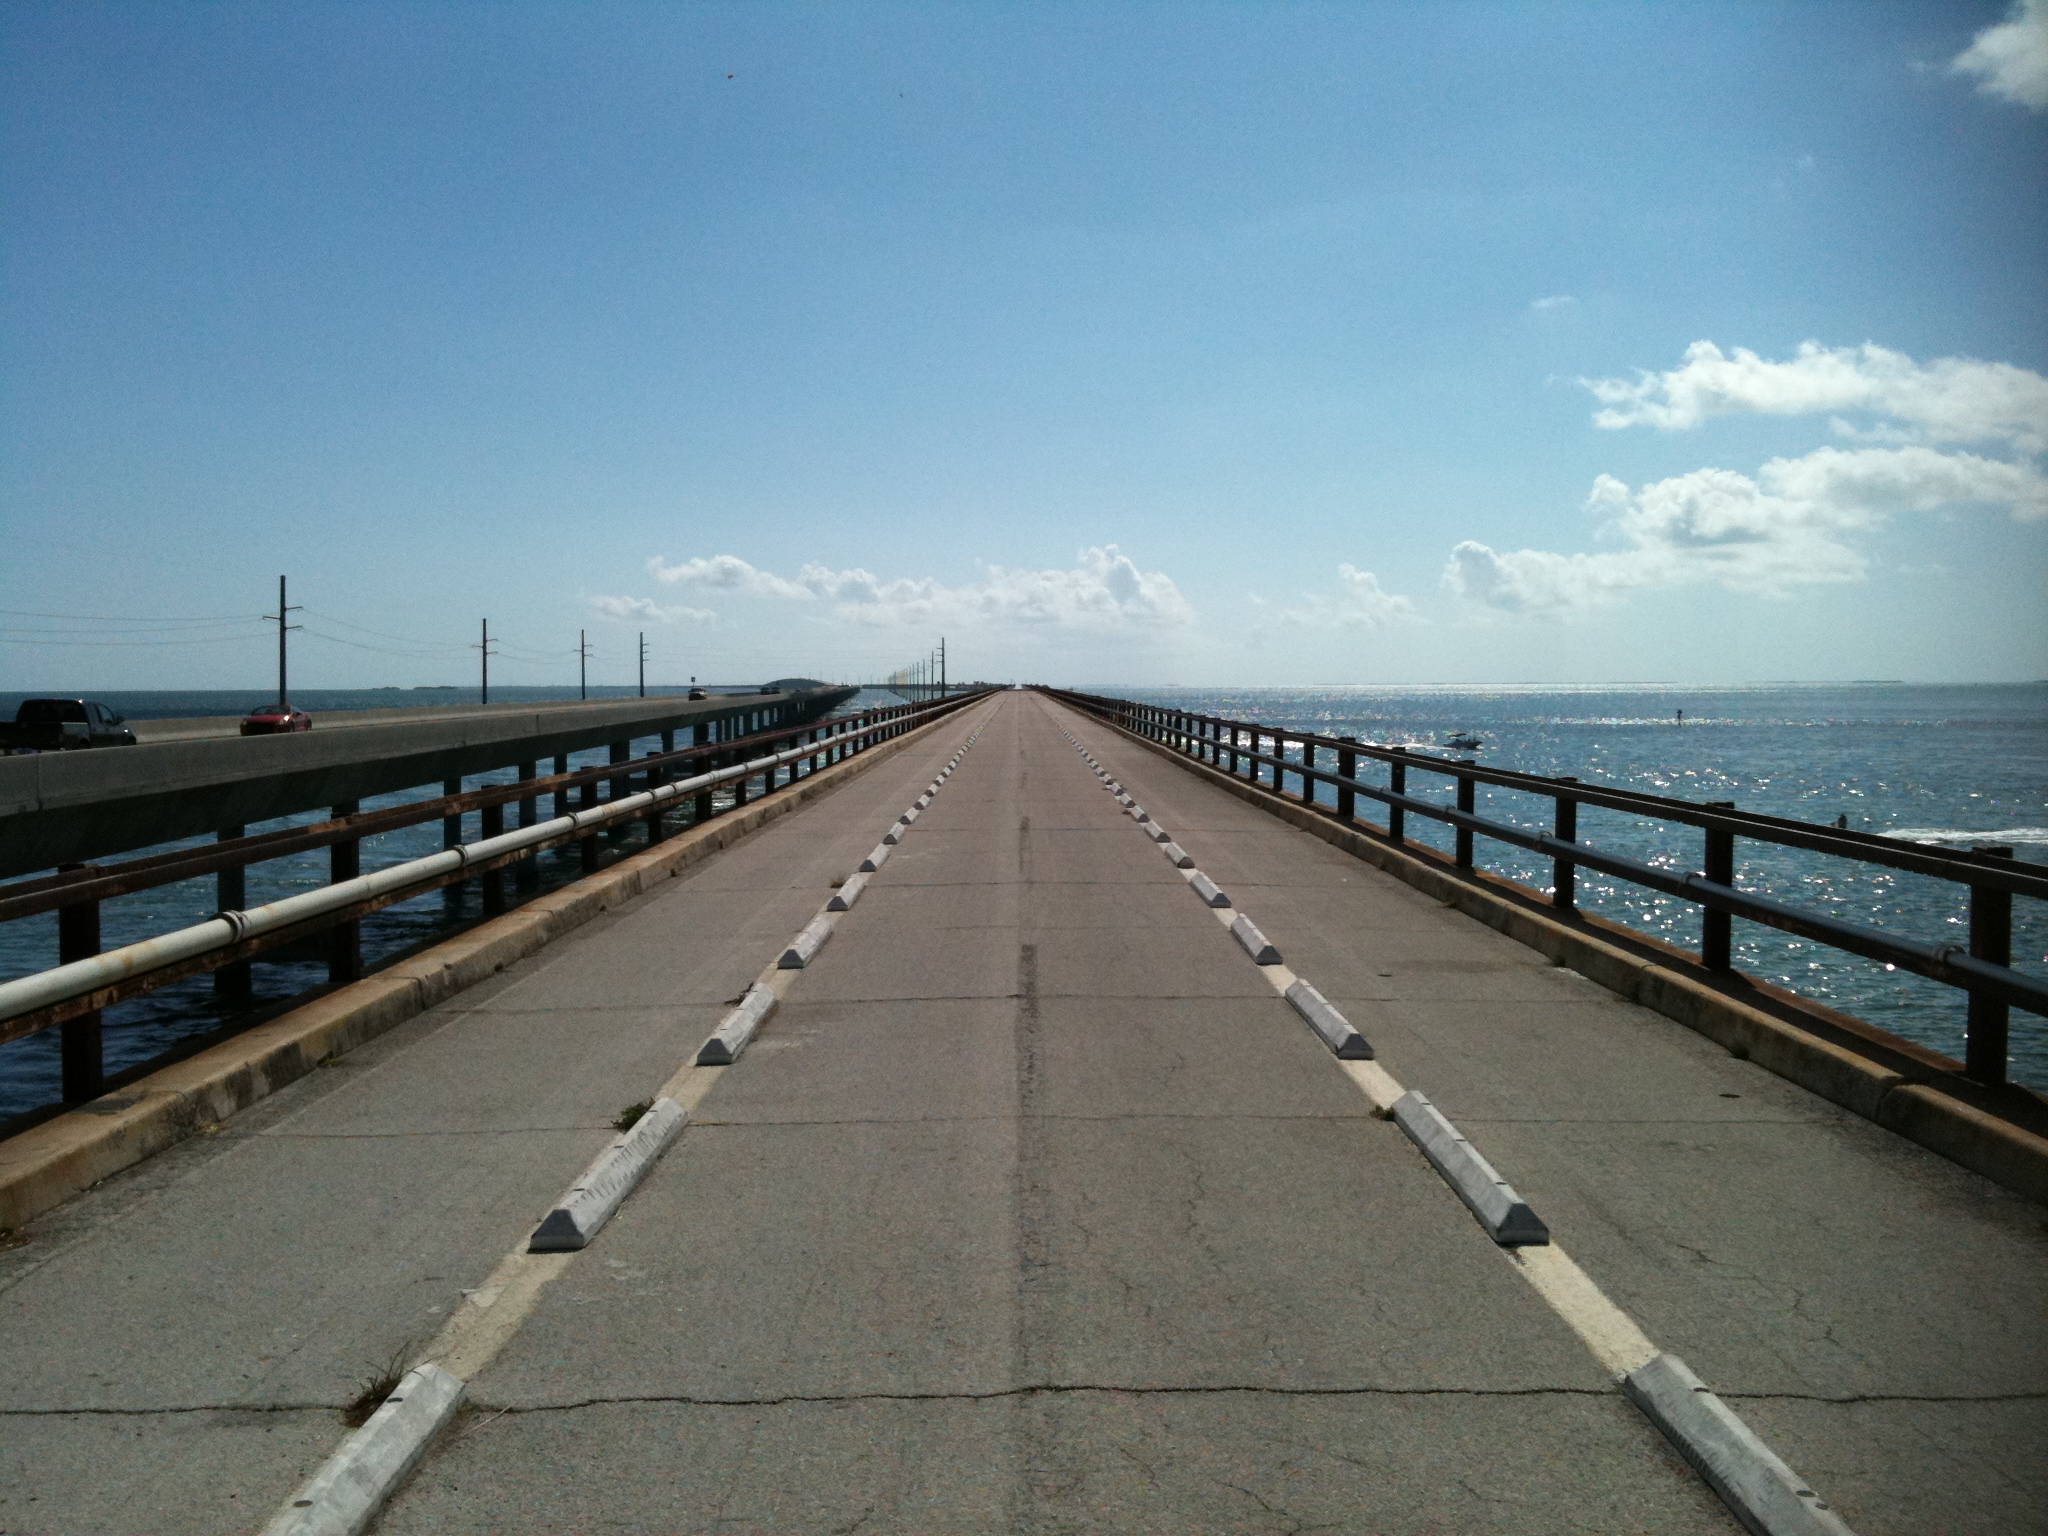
[240, 705, 313, 736]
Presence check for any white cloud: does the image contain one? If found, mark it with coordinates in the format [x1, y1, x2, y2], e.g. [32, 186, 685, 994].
[1953, 0, 2048, 109]
[589, 594, 715, 625]
[1443, 445, 2045, 615]
[639, 545, 1193, 631]
[1334, 564, 1417, 625]
[1529, 294, 1577, 313]
[1584, 340, 2048, 452]
[1274, 565, 1419, 628]
[646, 553, 812, 599]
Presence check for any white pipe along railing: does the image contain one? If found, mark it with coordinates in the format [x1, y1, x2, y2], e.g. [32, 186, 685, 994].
[0, 734, 841, 1029]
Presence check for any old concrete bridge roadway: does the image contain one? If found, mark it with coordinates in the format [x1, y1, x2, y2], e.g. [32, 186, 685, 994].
[0, 691, 2041, 1534]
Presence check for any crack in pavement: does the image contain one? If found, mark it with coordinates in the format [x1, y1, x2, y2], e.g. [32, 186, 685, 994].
[463, 1382, 1629, 1415]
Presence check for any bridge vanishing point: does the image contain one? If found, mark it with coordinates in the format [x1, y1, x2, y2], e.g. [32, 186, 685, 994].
[0, 688, 2041, 1535]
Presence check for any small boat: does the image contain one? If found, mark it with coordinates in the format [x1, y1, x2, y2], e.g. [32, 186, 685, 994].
[1444, 732, 1483, 750]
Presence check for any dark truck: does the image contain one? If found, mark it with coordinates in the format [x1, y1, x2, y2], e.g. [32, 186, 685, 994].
[0, 698, 139, 754]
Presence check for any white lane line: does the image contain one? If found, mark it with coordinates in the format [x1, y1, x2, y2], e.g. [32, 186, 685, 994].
[1511, 1244, 1657, 1376]
[1057, 705, 1860, 1536]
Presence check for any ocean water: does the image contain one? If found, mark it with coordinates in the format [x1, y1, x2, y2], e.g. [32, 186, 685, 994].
[1100, 683, 2048, 1089]
[1, 683, 2042, 1121]
[0, 687, 894, 1124]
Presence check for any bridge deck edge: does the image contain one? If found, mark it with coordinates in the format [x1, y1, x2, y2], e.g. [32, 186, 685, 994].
[0, 704, 965, 1233]
[1086, 707, 2048, 1208]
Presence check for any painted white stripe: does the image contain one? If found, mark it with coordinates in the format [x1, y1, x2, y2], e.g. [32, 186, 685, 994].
[1510, 1244, 1657, 1376]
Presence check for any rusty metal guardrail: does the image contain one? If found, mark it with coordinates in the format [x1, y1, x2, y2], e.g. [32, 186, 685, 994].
[0, 689, 989, 1109]
[1044, 688, 2047, 1088]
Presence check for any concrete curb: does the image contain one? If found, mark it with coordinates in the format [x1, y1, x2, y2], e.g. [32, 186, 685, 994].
[259, 1364, 466, 1536]
[528, 1096, 689, 1252]
[778, 913, 837, 970]
[695, 983, 778, 1068]
[0, 702, 973, 1232]
[1392, 1089, 1551, 1246]
[826, 872, 869, 911]
[1284, 978, 1374, 1059]
[1623, 1353, 1857, 1536]
[1090, 714, 2048, 1207]
[1231, 913, 1283, 965]
[1189, 872, 1231, 908]
[1161, 841, 1195, 869]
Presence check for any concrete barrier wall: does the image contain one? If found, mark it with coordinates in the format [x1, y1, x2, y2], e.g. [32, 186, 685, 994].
[0, 687, 855, 877]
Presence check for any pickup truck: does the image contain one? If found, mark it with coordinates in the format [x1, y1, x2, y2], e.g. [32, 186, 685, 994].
[0, 698, 140, 754]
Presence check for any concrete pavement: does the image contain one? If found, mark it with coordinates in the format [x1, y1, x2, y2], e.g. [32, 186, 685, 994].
[1, 689, 2038, 1533]
[0, 703, 984, 1533]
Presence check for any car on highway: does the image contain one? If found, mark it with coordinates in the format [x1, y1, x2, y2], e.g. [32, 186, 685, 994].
[240, 704, 313, 735]
[0, 698, 139, 754]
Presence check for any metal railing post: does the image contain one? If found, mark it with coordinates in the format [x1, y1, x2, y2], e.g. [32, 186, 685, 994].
[1455, 765, 1476, 866]
[1552, 779, 1579, 911]
[1337, 739, 1356, 823]
[329, 802, 361, 983]
[480, 800, 505, 914]
[607, 742, 631, 838]
[1967, 846, 2014, 1085]
[693, 724, 712, 823]
[442, 779, 463, 848]
[214, 827, 251, 995]
[553, 754, 571, 820]
[1389, 750, 1407, 844]
[56, 866, 102, 1101]
[577, 775, 600, 870]
[1300, 740, 1315, 805]
[643, 749, 665, 844]
[1703, 803, 1736, 970]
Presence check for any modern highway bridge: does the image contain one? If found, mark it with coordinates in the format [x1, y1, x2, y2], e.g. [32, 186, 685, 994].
[0, 689, 2041, 1535]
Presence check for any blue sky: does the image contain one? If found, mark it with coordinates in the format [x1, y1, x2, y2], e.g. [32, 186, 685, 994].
[4, 1, 2044, 689]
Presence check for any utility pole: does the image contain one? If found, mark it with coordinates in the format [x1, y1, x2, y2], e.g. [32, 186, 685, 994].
[578, 629, 591, 700]
[638, 632, 648, 698]
[474, 619, 497, 704]
[263, 575, 301, 709]
[939, 636, 946, 695]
